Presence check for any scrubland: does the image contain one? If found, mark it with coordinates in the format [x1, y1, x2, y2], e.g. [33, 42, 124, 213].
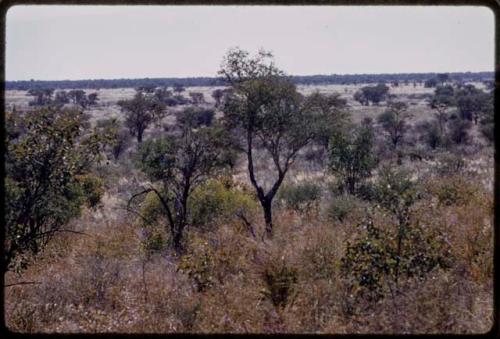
[4, 81, 494, 334]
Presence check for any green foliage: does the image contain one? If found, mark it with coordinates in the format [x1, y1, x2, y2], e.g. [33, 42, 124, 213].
[76, 174, 105, 209]
[454, 84, 492, 123]
[341, 217, 453, 301]
[176, 107, 214, 128]
[133, 124, 229, 252]
[302, 91, 349, 148]
[177, 238, 215, 292]
[416, 120, 444, 149]
[353, 83, 390, 106]
[5, 108, 105, 273]
[136, 137, 176, 182]
[329, 124, 378, 194]
[276, 181, 322, 213]
[189, 177, 258, 229]
[341, 166, 453, 301]
[118, 90, 163, 143]
[377, 102, 410, 149]
[328, 195, 364, 222]
[220, 47, 346, 233]
[447, 116, 472, 145]
[426, 175, 478, 207]
[138, 191, 170, 254]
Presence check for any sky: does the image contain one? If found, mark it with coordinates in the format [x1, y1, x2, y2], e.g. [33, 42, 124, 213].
[5, 5, 495, 81]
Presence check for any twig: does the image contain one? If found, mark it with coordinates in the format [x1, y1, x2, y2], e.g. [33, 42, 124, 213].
[5, 281, 41, 288]
[236, 211, 256, 239]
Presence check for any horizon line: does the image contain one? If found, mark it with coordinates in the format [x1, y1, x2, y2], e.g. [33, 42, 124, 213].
[5, 70, 495, 83]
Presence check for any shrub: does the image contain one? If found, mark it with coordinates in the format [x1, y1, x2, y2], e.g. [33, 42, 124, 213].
[416, 120, 444, 149]
[328, 195, 364, 223]
[177, 237, 215, 292]
[425, 175, 478, 207]
[329, 124, 378, 194]
[276, 182, 322, 213]
[138, 190, 170, 254]
[76, 174, 105, 209]
[341, 217, 453, 302]
[447, 117, 472, 145]
[189, 177, 258, 229]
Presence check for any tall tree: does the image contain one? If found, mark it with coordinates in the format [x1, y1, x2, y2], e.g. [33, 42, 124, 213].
[429, 85, 455, 135]
[329, 123, 378, 194]
[219, 48, 340, 235]
[118, 91, 156, 143]
[377, 101, 410, 150]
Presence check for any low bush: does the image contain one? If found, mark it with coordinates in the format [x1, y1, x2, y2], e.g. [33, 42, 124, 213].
[137, 190, 170, 254]
[341, 217, 453, 302]
[189, 176, 258, 230]
[327, 195, 364, 223]
[276, 182, 322, 213]
[425, 175, 477, 207]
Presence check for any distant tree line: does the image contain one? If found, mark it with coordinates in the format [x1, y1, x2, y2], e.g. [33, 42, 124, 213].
[6, 72, 494, 90]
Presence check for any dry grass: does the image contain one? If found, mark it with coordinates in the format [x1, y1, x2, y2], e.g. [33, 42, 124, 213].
[4, 83, 494, 334]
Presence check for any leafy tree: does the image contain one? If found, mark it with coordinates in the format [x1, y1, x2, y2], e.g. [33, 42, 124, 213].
[303, 91, 348, 148]
[354, 83, 389, 106]
[27, 88, 54, 106]
[54, 90, 70, 106]
[429, 85, 455, 135]
[173, 83, 185, 96]
[96, 118, 131, 161]
[176, 107, 214, 128]
[416, 120, 443, 150]
[68, 89, 88, 108]
[377, 101, 410, 149]
[436, 73, 449, 84]
[447, 115, 472, 145]
[5, 108, 105, 273]
[219, 48, 336, 235]
[212, 89, 224, 107]
[329, 123, 378, 194]
[189, 92, 205, 105]
[479, 94, 494, 143]
[130, 115, 229, 253]
[87, 92, 99, 106]
[353, 90, 369, 106]
[455, 84, 492, 124]
[424, 78, 438, 88]
[118, 91, 157, 143]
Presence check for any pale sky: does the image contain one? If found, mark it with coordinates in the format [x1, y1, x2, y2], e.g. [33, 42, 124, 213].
[6, 5, 495, 81]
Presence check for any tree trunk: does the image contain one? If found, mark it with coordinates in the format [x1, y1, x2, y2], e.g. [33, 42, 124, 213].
[172, 228, 183, 254]
[262, 199, 273, 236]
[137, 130, 143, 143]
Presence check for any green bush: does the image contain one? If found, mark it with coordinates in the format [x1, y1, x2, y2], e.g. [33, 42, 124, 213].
[138, 190, 170, 254]
[76, 174, 104, 209]
[189, 177, 258, 229]
[276, 181, 322, 212]
[328, 195, 364, 222]
[177, 237, 215, 292]
[425, 175, 477, 207]
[341, 217, 453, 302]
